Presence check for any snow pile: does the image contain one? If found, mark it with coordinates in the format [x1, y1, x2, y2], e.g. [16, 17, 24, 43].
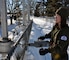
[24, 16, 55, 60]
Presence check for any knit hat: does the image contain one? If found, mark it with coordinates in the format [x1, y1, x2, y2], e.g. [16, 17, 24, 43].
[56, 7, 68, 18]
[56, 7, 68, 28]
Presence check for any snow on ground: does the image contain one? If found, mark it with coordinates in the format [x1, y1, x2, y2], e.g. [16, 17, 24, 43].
[25, 16, 55, 60]
[0, 19, 17, 37]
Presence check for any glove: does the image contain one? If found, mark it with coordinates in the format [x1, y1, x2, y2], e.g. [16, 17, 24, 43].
[38, 36, 45, 40]
[39, 48, 49, 55]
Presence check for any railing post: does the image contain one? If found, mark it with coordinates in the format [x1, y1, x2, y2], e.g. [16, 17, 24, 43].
[28, 0, 31, 21]
[0, 0, 8, 38]
[0, 0, 13, 59]
[22, 0, 26, 25]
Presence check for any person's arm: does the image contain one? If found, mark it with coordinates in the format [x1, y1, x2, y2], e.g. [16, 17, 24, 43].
[48, 37, 69, 53]
[38, 31, 51, 40]
[45, 32, 51, 38]
[38, 25, 55, 40]
[57, 40, 68, 51]
[56, 30, 69, 52]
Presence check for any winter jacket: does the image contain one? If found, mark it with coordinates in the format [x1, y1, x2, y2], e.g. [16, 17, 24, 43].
[44, 25, 69, 60]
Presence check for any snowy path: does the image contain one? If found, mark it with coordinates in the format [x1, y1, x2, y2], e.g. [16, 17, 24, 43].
[26, 16, 55, 60]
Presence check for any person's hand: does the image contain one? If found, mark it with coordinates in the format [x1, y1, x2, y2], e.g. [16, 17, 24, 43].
[39, 48, 49, 55]
[38, 36, 45, 40]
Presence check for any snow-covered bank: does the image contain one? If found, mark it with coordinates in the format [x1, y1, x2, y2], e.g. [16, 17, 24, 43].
[24, 16, 55, 60]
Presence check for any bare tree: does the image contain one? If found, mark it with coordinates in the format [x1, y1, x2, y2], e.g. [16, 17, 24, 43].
[6, 0, 22, 24]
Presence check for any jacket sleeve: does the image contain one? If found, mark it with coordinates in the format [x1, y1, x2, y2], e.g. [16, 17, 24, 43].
[44, 26, 55, 38]
[44, 31, 51, 38]
[57, 29, 69, 51]
[57, 40, 68, 51]
[49, 36, 69, 53]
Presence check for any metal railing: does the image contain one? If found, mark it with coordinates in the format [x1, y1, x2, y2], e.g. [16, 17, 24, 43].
[5, 20, 33, 60]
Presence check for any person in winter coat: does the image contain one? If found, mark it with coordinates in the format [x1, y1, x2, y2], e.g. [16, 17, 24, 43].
[38, 7, 69, 60]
